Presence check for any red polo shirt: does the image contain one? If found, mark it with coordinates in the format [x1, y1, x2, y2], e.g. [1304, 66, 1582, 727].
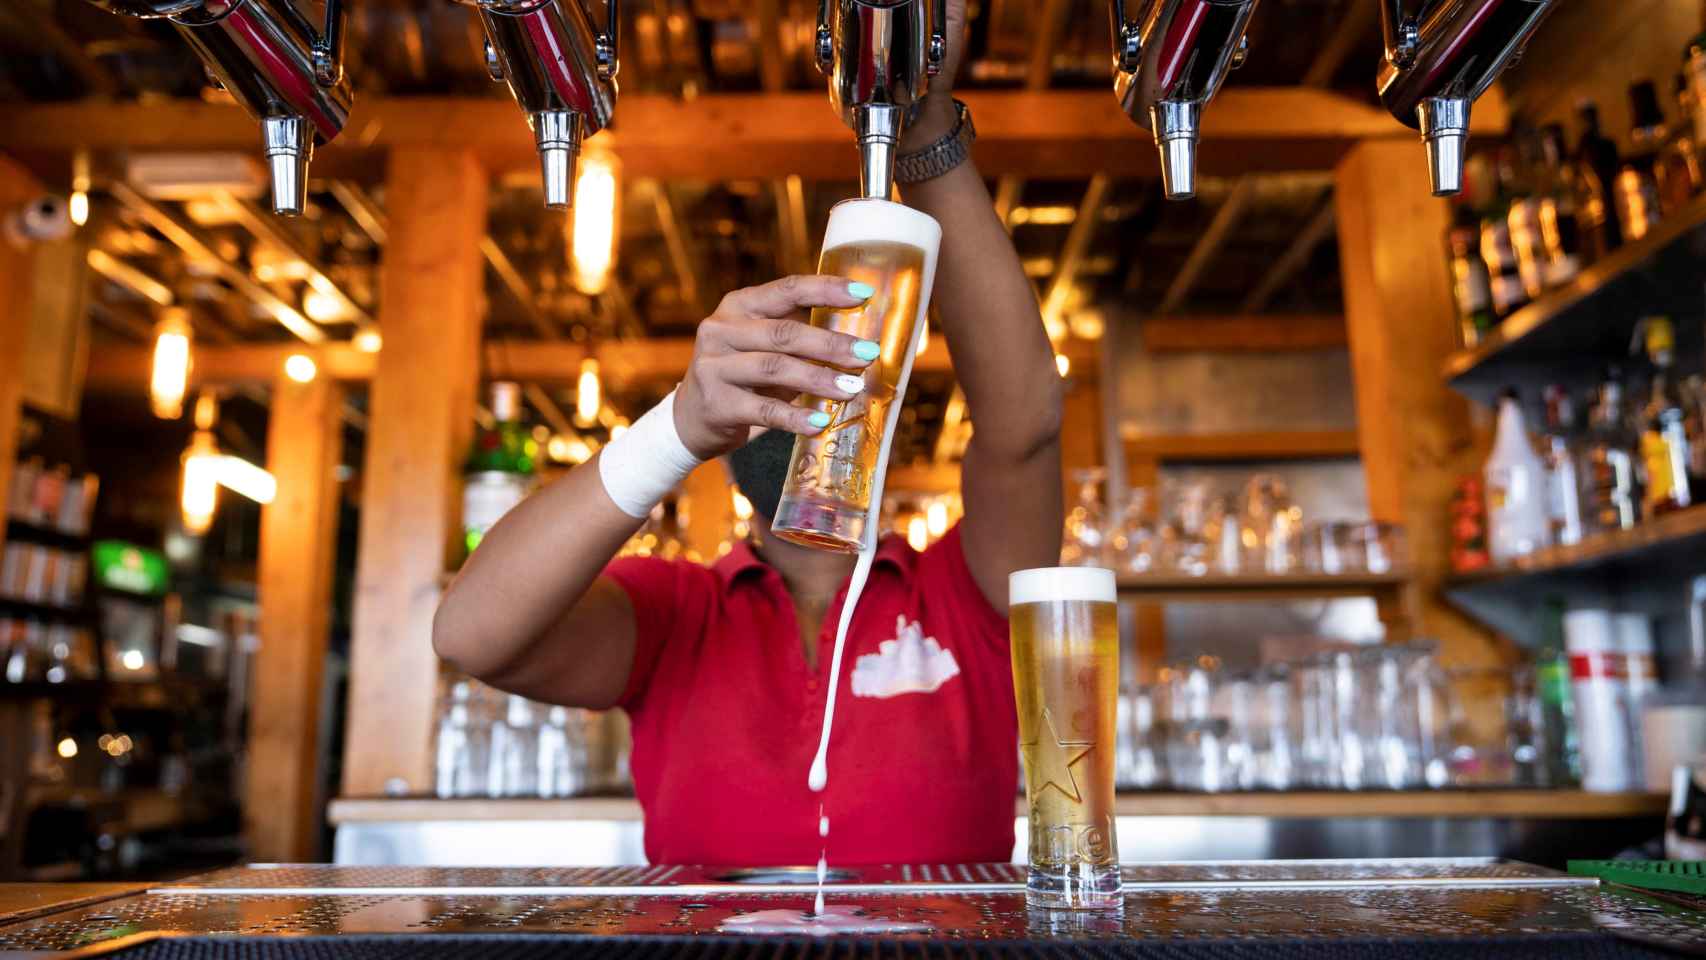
[603, 524, 1018, 866]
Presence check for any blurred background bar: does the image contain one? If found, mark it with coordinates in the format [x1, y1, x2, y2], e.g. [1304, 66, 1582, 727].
[0, 0, 1703, 883]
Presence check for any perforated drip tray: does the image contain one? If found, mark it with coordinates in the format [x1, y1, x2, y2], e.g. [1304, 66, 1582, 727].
[144, 859, 1588, 898]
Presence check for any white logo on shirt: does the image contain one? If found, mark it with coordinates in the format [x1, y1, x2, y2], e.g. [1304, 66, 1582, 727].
[850, 616, 961, 699]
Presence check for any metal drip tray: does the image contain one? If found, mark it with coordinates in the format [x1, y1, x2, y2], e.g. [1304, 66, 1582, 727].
[144, 859, 1586, 898]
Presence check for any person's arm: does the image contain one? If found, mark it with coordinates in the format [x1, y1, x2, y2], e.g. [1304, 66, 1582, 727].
[433, 276, 881, 708]
[897, 5, 1065, 610]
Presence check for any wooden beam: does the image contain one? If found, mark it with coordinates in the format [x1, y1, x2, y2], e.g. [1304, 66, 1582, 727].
[84, 342, 378, 390]
[1123, 429, 1360, 462]
[83, 336, 1101, 390]
[1040, 175, 1110, 328]
[1335, 138, 1489, 657]
[1139, 313, 1347, 353]
[1156, 177, 1259, 314]
[344, 148, 488, 797]
[247, 374, 343, 861]
[0, 90, 1510, 182]
[0, 156, 42, 545]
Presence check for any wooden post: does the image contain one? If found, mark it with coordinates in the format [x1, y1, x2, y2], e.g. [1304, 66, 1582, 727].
[1334, 139, 1492, 662]
[248, 374, 343, 860]
[344, 149, 488, 796]
[0, 156, 42, 531]
[679, 461, 733, 562]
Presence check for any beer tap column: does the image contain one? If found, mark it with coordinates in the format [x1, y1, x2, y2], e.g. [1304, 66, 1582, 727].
[465, 0, 618, 210]
[817, 0, 945, 200]
[1376, 0, 1555, 196]
[83, 0, 353, 216]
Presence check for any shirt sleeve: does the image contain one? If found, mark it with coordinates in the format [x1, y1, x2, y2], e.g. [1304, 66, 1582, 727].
[918, 523, 1010, 647]
[601, 555, 703, 712]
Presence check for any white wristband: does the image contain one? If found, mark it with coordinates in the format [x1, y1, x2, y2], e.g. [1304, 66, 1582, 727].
[597, 390, 704, 519]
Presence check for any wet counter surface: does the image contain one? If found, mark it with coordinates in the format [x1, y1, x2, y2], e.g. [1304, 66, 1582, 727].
[1, 862, 1704, 956]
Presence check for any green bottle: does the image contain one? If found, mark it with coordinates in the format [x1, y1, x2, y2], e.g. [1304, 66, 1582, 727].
[1535, 598, 1581, 787]
[463, 382, 538, 555]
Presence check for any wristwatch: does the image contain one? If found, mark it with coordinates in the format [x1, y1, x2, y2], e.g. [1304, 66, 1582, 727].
[895, 99, 975, 185]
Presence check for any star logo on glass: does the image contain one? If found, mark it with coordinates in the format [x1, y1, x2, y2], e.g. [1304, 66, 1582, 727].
[1022, 707, 1094, 803]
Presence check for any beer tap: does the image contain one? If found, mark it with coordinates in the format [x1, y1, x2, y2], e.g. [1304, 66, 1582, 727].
[84, 0, 352, 216]
[814, 0, 948, 200]
[463, 0, 618, 210]
[1376, 0, 1555, 196]
[1108, 0, 1261, 200]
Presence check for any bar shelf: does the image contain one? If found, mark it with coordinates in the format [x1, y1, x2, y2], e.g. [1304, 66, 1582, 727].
[328, 790, 1665, 825]
[1115, 571, 1409, 602]
[1441, 193, 1706, 408]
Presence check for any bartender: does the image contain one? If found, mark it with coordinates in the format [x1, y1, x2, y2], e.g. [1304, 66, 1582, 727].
[434, 0, 1063, 866]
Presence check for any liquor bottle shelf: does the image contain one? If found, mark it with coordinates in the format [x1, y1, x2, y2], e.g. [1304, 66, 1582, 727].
[1446, 505, 1706, 591]
[1115, 571, 1409, 602]
[327, 790, 1667, 825]
[1445, 506, 1706, 647]
[1441, 193, 1706, 408]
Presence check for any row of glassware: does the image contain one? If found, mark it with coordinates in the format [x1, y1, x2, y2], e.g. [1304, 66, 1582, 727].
[1111, 645, 1566, 792]
[1062, 469, 1404, 577]
[432, 679, 631, 799]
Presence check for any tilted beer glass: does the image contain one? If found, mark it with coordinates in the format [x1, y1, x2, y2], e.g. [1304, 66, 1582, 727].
[1009, 566, 1123, 909]
[771, 198, 941, 552]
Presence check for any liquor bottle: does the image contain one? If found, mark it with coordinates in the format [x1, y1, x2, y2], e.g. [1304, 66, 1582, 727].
[1484, 388, 1550, 563]
[1536, 124, 1585, 287]
[1445, 201, 1496, 347]
[1584, 368, 1641, 534]
[1638, 317, 1694, 515]
[1689, 28, 1706, 159]
[1572, 100, 1624, 261]
[1613, 81, 1666, 241]
[1506, 133, 1550, 301]
[1480, 150, 1530, 319]
[462, 381, 537, 555]
[1541, 384, 1585, 547]
[1661, 75, 1705, 209]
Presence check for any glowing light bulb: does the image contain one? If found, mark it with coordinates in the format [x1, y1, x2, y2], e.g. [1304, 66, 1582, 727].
[906, 515, 929, 552]
[352, 325, 383, 353]
[301, 285, 342, 323]
[1055, 353, 1071, 378]
[926, 500, 949, 537]
[121, 650, 145, 671]
[732, 491, 754, 521]
[69, 149, 90, 227]
[69, 191, 89, 227]
[150, 308, 193, 419]
[284, 353, 317, 383]
[56, 737, 78, 759]
[214, 455, 277, 504]
[576, 358, 601, 426]
[570, 151, 620, 295]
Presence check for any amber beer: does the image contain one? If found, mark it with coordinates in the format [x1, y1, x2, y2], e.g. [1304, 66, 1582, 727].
[1009, 566, 1122, 909]
[771, 199, 941, 552]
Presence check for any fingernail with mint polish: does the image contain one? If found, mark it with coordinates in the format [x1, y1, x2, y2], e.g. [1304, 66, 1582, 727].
[808, 411, 833, 429]
[853, 340, 880, 362]
[834, 374, 865, 396]
[847, 281, 875, 299]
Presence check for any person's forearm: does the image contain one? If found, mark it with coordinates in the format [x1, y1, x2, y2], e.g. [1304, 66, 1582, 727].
[433, 456, 641, 678]
[899, 115, 1063, 460]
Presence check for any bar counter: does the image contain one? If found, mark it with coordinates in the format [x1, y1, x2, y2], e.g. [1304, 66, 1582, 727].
[1, 861, 1703, 957]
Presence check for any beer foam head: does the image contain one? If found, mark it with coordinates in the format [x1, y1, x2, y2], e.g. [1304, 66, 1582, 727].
[1008, 566, 1116, 606]
[822, 198, 941, 259]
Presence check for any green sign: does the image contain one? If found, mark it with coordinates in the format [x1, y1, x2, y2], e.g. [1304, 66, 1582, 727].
[92, 541, 169, 596]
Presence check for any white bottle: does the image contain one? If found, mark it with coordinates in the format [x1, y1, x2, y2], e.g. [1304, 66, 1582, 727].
[1616, 612, 1657, 789]
[1563, 608, 1633, 792]
[1484, 390, 1551, 563]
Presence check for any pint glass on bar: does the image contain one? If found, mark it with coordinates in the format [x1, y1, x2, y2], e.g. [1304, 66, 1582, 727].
[1009, 566, 1122, 909]
[771, 198, 941, 552]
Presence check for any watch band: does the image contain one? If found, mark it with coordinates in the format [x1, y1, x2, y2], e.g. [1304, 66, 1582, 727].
[895, 99, 975, 185]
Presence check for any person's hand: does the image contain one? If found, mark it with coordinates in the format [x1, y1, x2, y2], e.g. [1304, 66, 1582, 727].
[900, 0, 968, 152]
[672, 275, 880, 460]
